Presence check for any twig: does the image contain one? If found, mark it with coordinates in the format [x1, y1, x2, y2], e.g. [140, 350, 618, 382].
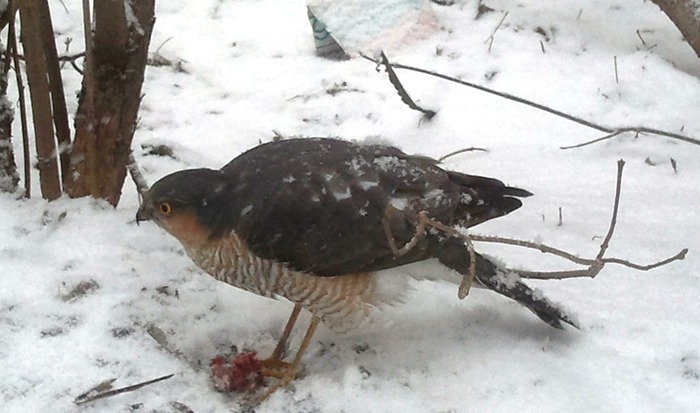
[560, 129, 625, 149]
[469, 159, 686, 279]
[74, 374, 174, 405]
[382, 207, 432, 256]
[376, 52, 436, 120]
[170, 401, 197, 413]
[485, 12, 509, 52]
[73, 378, 116, 402]
[470, 234, 593, 266]
[154, 37, 173, 55]
[381, 160, 686, 283]
[559, 126, 700, 149]
[59, 52, 85, 74]
[596, 159, 624, 261]
[457, 230, 477, 299]
[361, 56, 700, 148]
[636, 30, 646, 46]
[384, 208, 479, 296]
[127, 152, 149, 195]
[437, 147, 488, 162]
[557, 207, 563, 227]
[471, 234, 686, 278]
[601, 249, 687, 271]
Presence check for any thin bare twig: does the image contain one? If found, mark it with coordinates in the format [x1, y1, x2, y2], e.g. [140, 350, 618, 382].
[362, 56, 700, 148]
[170, 401, 197, 413]
[470, 234, 594, 266]
[472, 233, 686, 279]
[383, 208, 431, 257]
[470, 159, 686, 279]
[127, 152, 149, 195]
[596, 159, 624, 260]
[384, 208, 480, 296]
[636, 30, 647, 46]
[601, 249, 687, 270]
[437, 147, 488, 163]
[458, 230, 477, 299]
[381, 159, 685, 284]
[74, 374, 174, 405]
[485, 12, 509, 52]
[559, 129, 626, 149]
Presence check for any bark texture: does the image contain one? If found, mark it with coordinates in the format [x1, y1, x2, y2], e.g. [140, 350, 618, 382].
[652, 0, 700, 59]
[18, 0, 64, 199]
[64, 0, 156, 206]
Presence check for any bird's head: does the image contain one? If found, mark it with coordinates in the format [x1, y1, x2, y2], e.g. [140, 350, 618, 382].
[136, 168, 234, 249]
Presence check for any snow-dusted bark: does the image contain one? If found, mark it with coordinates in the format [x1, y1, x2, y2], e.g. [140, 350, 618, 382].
[63, 0, 155, 206]
[652, 0, 700, 58]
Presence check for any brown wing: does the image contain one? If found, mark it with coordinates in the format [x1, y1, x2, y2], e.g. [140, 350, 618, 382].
[221, 138, 530, 276]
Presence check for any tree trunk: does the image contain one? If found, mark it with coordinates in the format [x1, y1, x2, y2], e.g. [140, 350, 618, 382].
[652, 0, 700, 59]
[64, 0, 155, 206]
[18, 0, 62, 200]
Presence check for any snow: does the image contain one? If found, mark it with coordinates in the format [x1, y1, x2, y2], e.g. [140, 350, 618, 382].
[2, 0, 700, 412]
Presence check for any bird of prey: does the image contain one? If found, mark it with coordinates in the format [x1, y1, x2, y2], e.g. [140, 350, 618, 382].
[136, 137, 575, 396]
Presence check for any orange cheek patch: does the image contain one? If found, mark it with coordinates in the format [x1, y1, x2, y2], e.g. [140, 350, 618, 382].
[160, 211, 213, 250]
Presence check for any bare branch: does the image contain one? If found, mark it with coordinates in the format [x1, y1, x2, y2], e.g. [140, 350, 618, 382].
[127, 152, 149, 195]
[596, 159, 624, 261]
[466, 159, 686, 279]
[381, 158, 686, 284]
[362, 56, 700, 148]
[470, 234, 594, 266]
[601, 249, 688, 270]
[517, 268, 602, 280]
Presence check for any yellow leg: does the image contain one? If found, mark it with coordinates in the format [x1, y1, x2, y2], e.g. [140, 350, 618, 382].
[258, 316, 321, 400]
[270, 303, 302, 361]
[259, 304, 302, 375]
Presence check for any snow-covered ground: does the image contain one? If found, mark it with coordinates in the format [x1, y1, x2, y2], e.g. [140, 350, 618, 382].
[2, 0, 699, 411]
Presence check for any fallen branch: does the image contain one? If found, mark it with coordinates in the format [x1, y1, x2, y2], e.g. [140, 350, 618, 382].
[362, 56, 700, 149]
[470, 159, 687, 279]
[387, 159, 686, 288]
[473, 234, 687, 279]
[74, 374, 174, 405]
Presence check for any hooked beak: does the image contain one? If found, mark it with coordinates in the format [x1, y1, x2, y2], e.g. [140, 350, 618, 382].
[136, 192, 153, 225]
[135, 206, 151, 225]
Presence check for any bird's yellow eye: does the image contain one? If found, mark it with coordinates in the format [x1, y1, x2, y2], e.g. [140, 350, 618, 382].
[159, 202, 174, 216]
